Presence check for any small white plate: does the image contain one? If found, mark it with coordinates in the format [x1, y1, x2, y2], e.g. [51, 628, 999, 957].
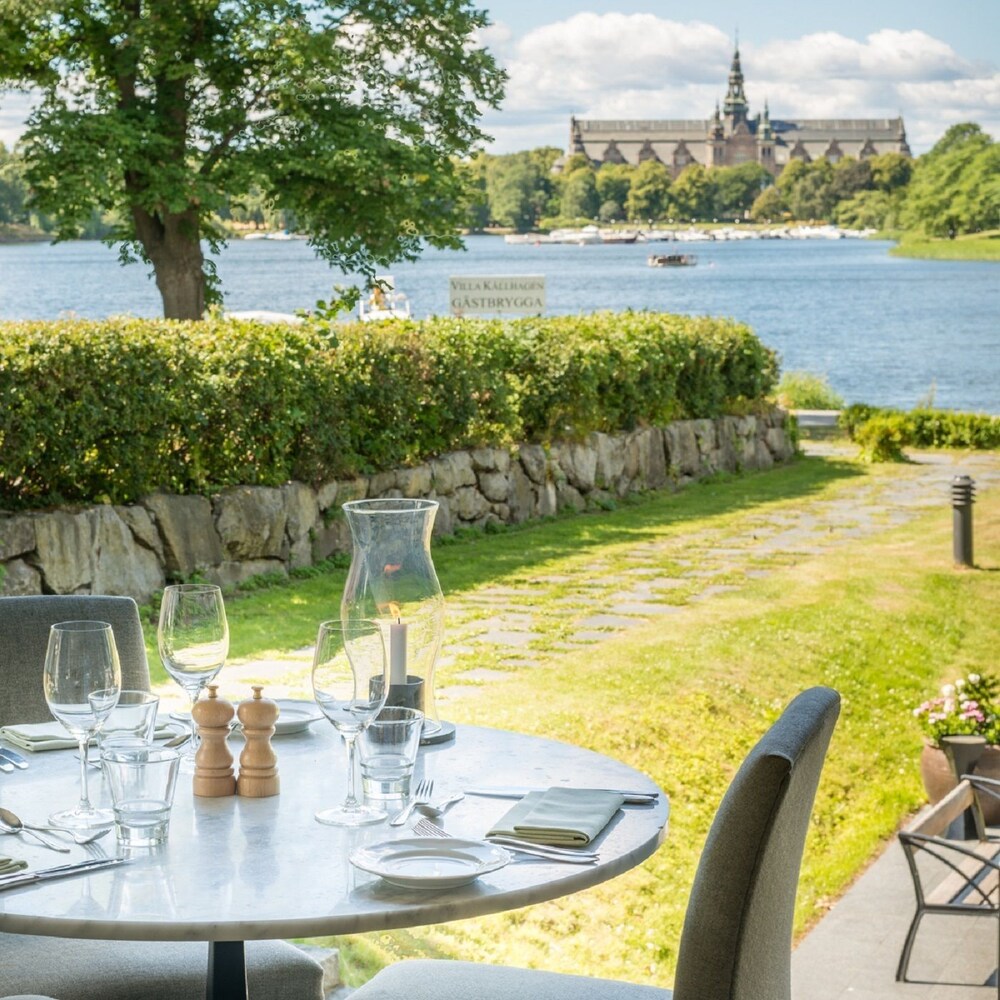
[350, 837, 511, 889]
[169, 699, 322, 736]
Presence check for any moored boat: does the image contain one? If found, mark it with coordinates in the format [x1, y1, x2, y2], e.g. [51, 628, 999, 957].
[359, 275, 411, 321]
[647, 253, 697, 267]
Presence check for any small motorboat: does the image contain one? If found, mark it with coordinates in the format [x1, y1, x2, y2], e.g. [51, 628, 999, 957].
[647, 253, 697, 267]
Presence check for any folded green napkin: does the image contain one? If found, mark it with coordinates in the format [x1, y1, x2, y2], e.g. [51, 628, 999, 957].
[487, 788, 625, 846]
[0, 720, 176, 752]
[0, 855, 28, 876]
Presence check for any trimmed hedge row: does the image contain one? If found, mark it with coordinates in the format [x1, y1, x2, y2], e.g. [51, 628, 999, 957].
[840, 404, 1000, 461]
[0, 312, 778, 509]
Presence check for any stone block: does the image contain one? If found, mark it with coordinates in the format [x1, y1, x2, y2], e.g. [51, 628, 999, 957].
[636, 428, 667, 490]
[553, 441, 597, 491]
[0, 515, 35, 561]
[430, 494, 454, 537]
[766, 427, 794, 462]
[755, 439, 775, 470]
[1, 558, 42, 596]
[214, 486, 287, 561]
[556, 482, 586, 512]
[143, 493, 223, 577]
[316, 480, 339, 512]
[452, 486, 491, 522]
[282, 483, 320, 567]
[593, 432, 625, 487]
[91, 507, 164, 602]
[367, 470, 397, 497]
[34, 510, 93, 593]
[664, 421, 699, 476]
[518, 444, 548, 485]
[115, 505, 164, 562]
[478, 470, 510, 503]
[397, 464, 432, 498]
[471, 447, 511, 473]
[507, 464, 535, 524]
[312, 521, 352, 563]
[535, 482, 558, 518]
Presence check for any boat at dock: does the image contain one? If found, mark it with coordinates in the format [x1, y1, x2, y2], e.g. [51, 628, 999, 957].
[647, 253, 697, 267]
[358, 275, 411, 322]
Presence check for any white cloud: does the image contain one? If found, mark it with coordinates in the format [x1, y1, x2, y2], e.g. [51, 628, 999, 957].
[0, 91, 36, 149]
[487, 16, 999, 154]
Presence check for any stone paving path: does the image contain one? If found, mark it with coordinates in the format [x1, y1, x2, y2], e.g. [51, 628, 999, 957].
[215, 442, 1000, 710]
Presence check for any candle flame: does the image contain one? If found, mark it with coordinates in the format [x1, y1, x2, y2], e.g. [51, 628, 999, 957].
[388, 601, 401, 621]
[384, 562, 402, 575]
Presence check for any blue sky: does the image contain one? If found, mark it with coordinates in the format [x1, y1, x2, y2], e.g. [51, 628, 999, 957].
[477, 0, 999, 154]
[2, 2, 996, 156]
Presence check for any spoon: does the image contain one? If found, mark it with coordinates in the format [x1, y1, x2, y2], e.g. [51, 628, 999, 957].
[416, 792, 465, 818]
[0, 807, 110, 847]
[0, 807, 71, 852]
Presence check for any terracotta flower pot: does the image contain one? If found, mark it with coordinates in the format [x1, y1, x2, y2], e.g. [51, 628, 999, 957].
[919, 742, 1000, 825]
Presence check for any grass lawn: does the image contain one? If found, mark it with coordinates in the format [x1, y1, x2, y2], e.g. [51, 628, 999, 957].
[890, 230, 1000, 261]
[142, 453, 999, 989]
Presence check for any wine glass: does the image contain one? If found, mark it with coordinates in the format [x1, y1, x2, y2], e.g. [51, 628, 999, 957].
[312, 620, 389, 826]
[44, 621, 122, 830]
[157, 584, 229, 767]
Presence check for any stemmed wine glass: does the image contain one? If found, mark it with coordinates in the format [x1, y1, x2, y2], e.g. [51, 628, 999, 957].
[157, 584, 229, 767]
[312, 620, 389, 826]
[44, 621, 122, 830]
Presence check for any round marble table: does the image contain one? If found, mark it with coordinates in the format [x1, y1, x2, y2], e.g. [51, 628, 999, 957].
[0, 722, 668, 998]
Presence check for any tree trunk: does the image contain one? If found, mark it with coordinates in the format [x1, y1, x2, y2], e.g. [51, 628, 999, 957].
[131, 203, 207, 320]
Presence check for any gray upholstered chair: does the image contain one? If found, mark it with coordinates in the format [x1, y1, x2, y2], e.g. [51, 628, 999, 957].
[351, 685, 841, 1000]
[0, 595, 325, 1000]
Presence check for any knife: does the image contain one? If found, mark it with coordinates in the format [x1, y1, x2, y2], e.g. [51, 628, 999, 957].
[466, 785, 659, 805]
[0, 856, 128, 892]
[0, 746, 29, 770]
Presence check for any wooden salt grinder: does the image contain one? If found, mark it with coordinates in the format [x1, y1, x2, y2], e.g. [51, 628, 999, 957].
[192, 685, 236, 797]
[236, 685, 280, 798]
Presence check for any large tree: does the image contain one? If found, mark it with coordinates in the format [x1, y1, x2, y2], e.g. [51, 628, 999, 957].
[0, 1, 504, 318]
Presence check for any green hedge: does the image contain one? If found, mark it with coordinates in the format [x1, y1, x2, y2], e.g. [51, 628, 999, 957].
[840, 404, 1000, 459]
[0, 312, 778, 509]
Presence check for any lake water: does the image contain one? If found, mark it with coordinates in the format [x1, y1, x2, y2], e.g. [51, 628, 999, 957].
[0, 235, 997, 412]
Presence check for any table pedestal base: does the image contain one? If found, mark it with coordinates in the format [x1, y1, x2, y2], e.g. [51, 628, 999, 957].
[208, 940, 248, 1000]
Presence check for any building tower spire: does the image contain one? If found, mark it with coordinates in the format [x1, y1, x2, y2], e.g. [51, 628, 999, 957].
[723, 40, 749, 128]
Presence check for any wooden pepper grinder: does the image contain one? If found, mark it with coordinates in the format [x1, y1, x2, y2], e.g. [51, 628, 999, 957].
[236, 685, 280, 798]
[192, 685, 236, 797]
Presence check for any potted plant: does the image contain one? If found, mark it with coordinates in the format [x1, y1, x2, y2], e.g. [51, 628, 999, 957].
[914, 671, 1000, 822]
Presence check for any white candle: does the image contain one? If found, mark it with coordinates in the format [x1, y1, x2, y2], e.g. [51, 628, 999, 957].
[389, 620, 408, 686]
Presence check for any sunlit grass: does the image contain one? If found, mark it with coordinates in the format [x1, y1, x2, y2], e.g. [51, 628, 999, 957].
[140, 453, 999, 988]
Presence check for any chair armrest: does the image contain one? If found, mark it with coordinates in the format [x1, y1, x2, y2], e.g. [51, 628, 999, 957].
[901, 831, 1000, 870]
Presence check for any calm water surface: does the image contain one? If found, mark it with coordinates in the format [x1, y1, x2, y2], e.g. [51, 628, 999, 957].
[0, 235, 996, 412]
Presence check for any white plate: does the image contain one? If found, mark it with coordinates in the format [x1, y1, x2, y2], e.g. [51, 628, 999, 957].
[169, 699, 322, 736]
[350, 837, 511, 889]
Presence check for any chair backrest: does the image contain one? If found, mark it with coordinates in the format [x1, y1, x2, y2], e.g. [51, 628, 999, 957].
[0, 596, 151, 726]
[672, 686, 840, 1000]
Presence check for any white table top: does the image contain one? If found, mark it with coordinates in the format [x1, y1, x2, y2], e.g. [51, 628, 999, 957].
[0, 720, 668, 943]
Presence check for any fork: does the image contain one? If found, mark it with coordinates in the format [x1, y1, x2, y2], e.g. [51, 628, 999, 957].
[413, 817, 599, 864]
[389, 778, 434, 827]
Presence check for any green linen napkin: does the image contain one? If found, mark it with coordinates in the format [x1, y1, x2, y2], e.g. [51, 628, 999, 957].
[487, 788, 625, 846]
[0, 720, 176, 752]
[0, 855, 28, 876]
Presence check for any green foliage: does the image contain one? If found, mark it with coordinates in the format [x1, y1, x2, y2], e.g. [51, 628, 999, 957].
[669, 163, 712, 220]
[902, 123, 999, 237]
[0, 313, 777, 509]
[625, 160, 671, 222]
[749, 184, 787, 222]
[840, 403, 1000, 461]
[853, 414, 910, 463]
[775, 371, 845, 410]
[559, 166, 600, 221]
[712, 162, 772, 219]
[0, 1, 506, 317]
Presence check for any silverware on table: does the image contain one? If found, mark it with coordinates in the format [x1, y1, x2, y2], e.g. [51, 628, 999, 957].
[389, 778, 434, 827]
[465, 785, 658, 805]
[0, 746, 28, 770]
[412, 818, 599, 864]
[0, 856, 128, 892]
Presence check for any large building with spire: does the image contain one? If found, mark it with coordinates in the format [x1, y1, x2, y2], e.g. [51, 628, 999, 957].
[557, 46, 910, 177]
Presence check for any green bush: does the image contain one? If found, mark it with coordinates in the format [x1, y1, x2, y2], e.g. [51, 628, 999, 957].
[0, 312, 778, 509]
[840, 403, 1000, 462]
[775, 371, 845, 410]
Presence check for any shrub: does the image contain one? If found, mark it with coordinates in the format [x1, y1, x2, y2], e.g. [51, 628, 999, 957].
[854, 414, 909, 463]
[775, 371, 845, 411]
[840, 403, 1000, 458]
[0, 312, 778, 509]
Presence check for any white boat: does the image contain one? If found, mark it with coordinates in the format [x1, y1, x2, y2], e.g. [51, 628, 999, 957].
[359, 276, 411, 322]
[647, 253, 697, 267]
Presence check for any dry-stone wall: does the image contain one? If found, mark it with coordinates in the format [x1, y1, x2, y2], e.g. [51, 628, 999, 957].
[0, 410, 794, 603]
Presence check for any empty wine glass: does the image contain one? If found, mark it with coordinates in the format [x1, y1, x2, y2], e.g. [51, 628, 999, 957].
[312, 620, 389, 826]
[44, 621, 122, 830]
[157, 584, 229, 767]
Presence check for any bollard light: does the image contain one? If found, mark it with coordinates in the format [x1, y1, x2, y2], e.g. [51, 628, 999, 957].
[951, 474, 975, 567]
